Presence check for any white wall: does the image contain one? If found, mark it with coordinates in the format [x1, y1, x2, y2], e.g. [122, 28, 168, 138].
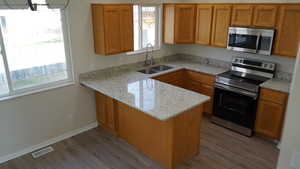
[276, 46, 300, 169]
[0, 0, 177, 160]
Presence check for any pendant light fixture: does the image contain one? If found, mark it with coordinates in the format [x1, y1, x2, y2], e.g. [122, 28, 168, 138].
[3, 0, 70, 11]
[27, 0, 70, 11]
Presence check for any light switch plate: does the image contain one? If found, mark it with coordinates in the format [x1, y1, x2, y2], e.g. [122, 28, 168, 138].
[290, 152, 300, 169]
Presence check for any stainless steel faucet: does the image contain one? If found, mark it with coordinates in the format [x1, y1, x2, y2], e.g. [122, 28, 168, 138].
[144, 43, 155, 66]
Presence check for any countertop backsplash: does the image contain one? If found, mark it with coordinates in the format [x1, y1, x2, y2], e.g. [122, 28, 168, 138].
[80, 53, 293, 83]
[177, 53, 294, 82]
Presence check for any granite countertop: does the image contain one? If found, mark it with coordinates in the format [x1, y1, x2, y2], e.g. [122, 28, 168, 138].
[80, 58, 291, 121]
[80, 60, 226, 121]
[260, 79, 291, 93]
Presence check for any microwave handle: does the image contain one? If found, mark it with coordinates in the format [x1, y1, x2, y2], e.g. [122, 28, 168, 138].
[255, 34, 261, 52]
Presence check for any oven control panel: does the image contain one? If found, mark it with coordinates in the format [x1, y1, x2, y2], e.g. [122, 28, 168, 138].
[233, 57, 276, 72]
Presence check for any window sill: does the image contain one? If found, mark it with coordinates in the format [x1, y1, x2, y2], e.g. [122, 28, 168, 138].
[126, 47, 160, 55]
[0, 81, 75, 103]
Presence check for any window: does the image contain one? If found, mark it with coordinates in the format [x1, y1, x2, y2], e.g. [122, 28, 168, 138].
[133, 5, 160, 52]
[0, 8, 73, 98]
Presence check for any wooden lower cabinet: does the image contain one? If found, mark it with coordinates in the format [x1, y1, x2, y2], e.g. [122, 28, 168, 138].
[255, 100, 285, 139]
[153, 69, 215, 115]
[118, 101, 203, 169]
[95, 92, 118, 135]
[255, 88, 288, 140]
[153, 70, 185, 88]
[95, 91, 204, 169]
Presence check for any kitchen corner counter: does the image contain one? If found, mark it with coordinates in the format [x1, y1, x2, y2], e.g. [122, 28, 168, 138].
[80, 60, 227, 121]
[260, 79, 291, 93]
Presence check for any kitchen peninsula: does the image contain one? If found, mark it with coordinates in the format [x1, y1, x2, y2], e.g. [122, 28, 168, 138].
[80, 61, 216, 169]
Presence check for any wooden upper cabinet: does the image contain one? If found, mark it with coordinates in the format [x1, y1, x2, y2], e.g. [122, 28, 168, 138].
[195, 5, 213, 45]
[253, 5, 278, 28]
[163, 4, 196, 44]
[175, 5, 196, 43]
[103, 6, 122, 54]
[211, 5, 232, 48]
[120, 6, 134, 52]
[163, 4, 175, 44]
[274, 5, 300, 58]
[92, 4, 133, 55]
[231, 5, 254, 26]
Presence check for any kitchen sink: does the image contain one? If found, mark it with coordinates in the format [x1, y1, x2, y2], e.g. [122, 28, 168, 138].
[138, 69, 158, 74]
[138, 65, 173, 74]
[151, 65, 173, 72]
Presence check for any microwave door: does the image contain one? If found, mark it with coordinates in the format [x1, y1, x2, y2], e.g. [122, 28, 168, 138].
[227, 33, 259, 54]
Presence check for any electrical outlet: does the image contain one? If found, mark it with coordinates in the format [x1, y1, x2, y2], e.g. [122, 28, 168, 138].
[290, 152, 300, 169]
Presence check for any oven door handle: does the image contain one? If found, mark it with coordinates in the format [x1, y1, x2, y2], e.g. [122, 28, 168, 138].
[215, 83, 258, 99]
[255, 33, 261, 53]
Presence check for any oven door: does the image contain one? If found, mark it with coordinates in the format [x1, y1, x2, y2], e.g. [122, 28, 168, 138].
[227, 27, 260, 54]
[213, 84, 258, 129]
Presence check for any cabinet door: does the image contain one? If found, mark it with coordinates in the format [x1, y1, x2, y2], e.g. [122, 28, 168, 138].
[255, 100, 285, 139]
[103, 6, 122, 54]
[120, 5, 133, 52]
[163, 4, 175, 44]
[186, 80, 202, 93]
[95, 92, 118, 135]
[200, 84, 214, 115]
[95, 92, 107, 125]
[106, 97, 117, 130]
[274, 5, 300, 58]
[231, 5, 253, 26]
[253, 5, 278, 28]
[211, 5, 232, 48]
[195, 5, 213, 45]
[174, 5, 196, 43]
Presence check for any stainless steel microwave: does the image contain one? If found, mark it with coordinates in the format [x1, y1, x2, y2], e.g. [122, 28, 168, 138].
[227, 27, 275, 55]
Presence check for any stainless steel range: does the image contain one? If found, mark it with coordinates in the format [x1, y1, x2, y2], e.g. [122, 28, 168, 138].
[212, 57, 276, 136]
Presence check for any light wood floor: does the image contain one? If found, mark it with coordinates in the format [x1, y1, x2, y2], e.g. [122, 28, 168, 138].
[0, 117, 279, 169]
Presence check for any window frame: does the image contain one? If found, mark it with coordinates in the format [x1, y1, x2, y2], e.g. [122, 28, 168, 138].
[129, 4, 161, 55]
[0, 9, 74, 100]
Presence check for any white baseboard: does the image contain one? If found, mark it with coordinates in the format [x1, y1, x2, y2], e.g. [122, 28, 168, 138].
[0, 122, 98, 164]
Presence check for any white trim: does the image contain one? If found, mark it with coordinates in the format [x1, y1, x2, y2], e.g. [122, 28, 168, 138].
[133, 4, 161, 51]
[60, 8, 75, 84]
[0, 9, 75, 100]
[0, 81, 75, 102]
[0, 21, 13, 94]
[0, 121, 98, 164]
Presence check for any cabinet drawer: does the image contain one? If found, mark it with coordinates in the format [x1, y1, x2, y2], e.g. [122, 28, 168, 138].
[260, 88, 288, 105]
[186, 70, 215, 85]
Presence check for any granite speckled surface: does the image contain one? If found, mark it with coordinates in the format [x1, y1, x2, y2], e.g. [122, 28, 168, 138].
[80, 60, 227, 121]
[260, 79, 291, 93]
[80, 56, 292, 120]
